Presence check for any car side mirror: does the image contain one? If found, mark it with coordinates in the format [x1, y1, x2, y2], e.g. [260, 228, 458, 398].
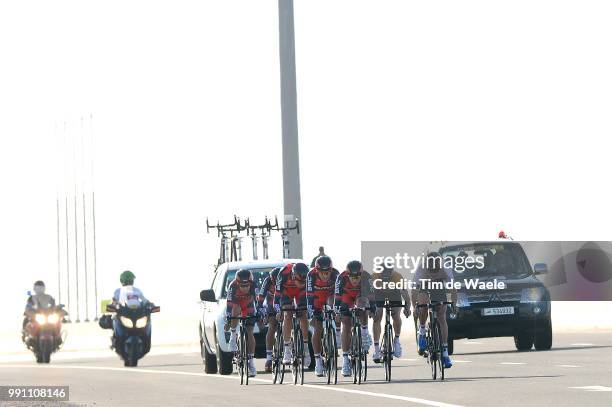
[200, 289, 217, 302]
[534, 263, 548, 275]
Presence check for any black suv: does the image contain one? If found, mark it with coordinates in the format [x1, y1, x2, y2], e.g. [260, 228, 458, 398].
[439, 241, 552, 354]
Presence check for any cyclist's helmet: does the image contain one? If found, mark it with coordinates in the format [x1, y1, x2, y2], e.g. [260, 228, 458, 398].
[120, 270, 135, 286]
[425, 252, 443, 272]
[315, 255, 332, 271]
[33, 281, 46, 295]
[270, 267, 281, 282]
[346, 260, 363, 277]
[291, 263, 309, 281]
[236, 269, 253, 283]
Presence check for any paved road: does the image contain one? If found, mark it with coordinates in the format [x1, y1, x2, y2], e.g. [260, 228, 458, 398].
[1, 332, 611, 407]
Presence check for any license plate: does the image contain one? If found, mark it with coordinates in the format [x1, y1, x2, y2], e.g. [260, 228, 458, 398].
[482, 306, 514, 316]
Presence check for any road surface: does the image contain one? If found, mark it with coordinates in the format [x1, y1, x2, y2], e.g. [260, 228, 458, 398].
[1, 332, 611, 407]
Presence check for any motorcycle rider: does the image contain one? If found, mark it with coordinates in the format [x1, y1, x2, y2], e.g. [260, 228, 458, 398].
[22, 281, 60, 343]
[225, 268, 259, 378]
[111, 271, 150, 351]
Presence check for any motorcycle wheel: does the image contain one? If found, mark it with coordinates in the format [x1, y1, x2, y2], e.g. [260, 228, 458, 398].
[39, 339, 52, 364]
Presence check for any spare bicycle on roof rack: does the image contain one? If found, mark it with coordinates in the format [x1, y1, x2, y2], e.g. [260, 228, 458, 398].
[206, 215, 301, 265]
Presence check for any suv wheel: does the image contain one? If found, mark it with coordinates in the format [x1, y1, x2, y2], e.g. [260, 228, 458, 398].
[200, 324, 217, 374]
[215, 327, 233, 375]
[514, 331, 534, 351]
[534, 319, 552, 350]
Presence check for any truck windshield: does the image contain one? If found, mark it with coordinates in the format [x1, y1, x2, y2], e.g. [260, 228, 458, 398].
[221, 267, 276, 298]
[440, 243, 532, 279]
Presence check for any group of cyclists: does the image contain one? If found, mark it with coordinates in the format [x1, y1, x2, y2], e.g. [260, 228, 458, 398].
[225, 252, 457, 379]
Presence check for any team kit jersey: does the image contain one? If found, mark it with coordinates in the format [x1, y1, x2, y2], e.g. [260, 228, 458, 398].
[226, 278, 258, 317]
[257, 272, 278, 315]
[306, 267, 340, 316]
[371, 270, 405, 306]
[334, 270, 373, 315]
[274, 263, 307, 309]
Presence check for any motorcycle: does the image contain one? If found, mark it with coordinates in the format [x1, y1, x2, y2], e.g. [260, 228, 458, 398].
[106, 302, 160, 367]
[24, 305, 66, 363]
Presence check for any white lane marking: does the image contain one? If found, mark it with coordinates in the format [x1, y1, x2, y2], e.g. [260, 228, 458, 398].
[452, 360, 472, 363]
[557, 365, 581, 368]
[570, 386, 612, 392]
[0, 365, 465, 407]
[399, 358, 419, 362]
[570, 343, 594, 346]
[500, 362, 526, 365]
[0, 347, 199, 363]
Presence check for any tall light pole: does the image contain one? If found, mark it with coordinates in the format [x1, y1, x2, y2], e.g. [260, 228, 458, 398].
[278, 0, 303, 258]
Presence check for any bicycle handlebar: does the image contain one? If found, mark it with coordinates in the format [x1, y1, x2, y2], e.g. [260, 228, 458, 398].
[416, 301, 454, 309]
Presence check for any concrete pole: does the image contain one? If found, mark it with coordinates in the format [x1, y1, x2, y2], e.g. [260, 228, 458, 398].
[278, 0, 303, 258]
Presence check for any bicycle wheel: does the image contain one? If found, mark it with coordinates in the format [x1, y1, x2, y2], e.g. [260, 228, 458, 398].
[295, 326, 304, 385]
[323, 323, 331, 384]
[432, 319, 444, 381]
[353, 325, 363, 384]
[242, 325, 249, 386]
[331, 324, 338, 384]
[428, 322, 437, 380]
[363, 327, 368, 383]
[351, 326, 357, 384]
[239, 326, 246, 385]
[384, 323, 392, 382]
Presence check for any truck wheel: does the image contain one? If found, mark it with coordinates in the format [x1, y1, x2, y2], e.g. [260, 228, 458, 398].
[534, 319, 552, 350]
[216, 329, 233, 375]
[447, 339, 454, 356]
[514, 331, 534, 351]
[201, 325, 218, 374]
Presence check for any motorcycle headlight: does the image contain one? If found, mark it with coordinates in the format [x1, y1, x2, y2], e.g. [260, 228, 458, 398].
[521, 287, 545, 303]
[120, 316, 134, 328]
[35, 314, 46, 324]
[456, 292, 470, 308]
[135, 316, 148, 329]
[47, 313, 59, 324]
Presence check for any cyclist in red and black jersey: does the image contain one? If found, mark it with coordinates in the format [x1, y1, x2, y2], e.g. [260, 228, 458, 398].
[274, 262, 311, 367]
[225, 269, 259, 377]
[257, 267, 281, 373]
[334, 260, 374, 377]
[306, 256, 340, 377]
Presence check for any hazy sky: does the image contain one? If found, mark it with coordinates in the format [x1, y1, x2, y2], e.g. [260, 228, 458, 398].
[1, 1, 611, 325]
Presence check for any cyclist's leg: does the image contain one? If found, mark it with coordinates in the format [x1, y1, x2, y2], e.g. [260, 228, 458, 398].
[372, 306, 383, 359]
[265, 310, 277, 371]
[312, 313, 323, 354]
[436, 303, 452, 367]
[281, 294, 294, 363]
[436, 304, 448, 345]
[391, 306, 403, 357]
[391, 306, 402, 335]
[297, 294, 311, 366]
[372, 306, 383, 344]
[416, 292, 429, 352]
[281, 294, 293, 344]
[340, 312, 352, 375]
[341, 314, 352, 352]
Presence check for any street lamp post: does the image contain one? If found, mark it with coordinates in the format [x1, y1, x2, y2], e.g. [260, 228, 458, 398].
[278, 0, 303, 258]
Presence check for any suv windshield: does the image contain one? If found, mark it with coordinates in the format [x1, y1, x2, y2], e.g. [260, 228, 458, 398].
[440, 242, 532, 279]
[221, 267, 277, 298]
